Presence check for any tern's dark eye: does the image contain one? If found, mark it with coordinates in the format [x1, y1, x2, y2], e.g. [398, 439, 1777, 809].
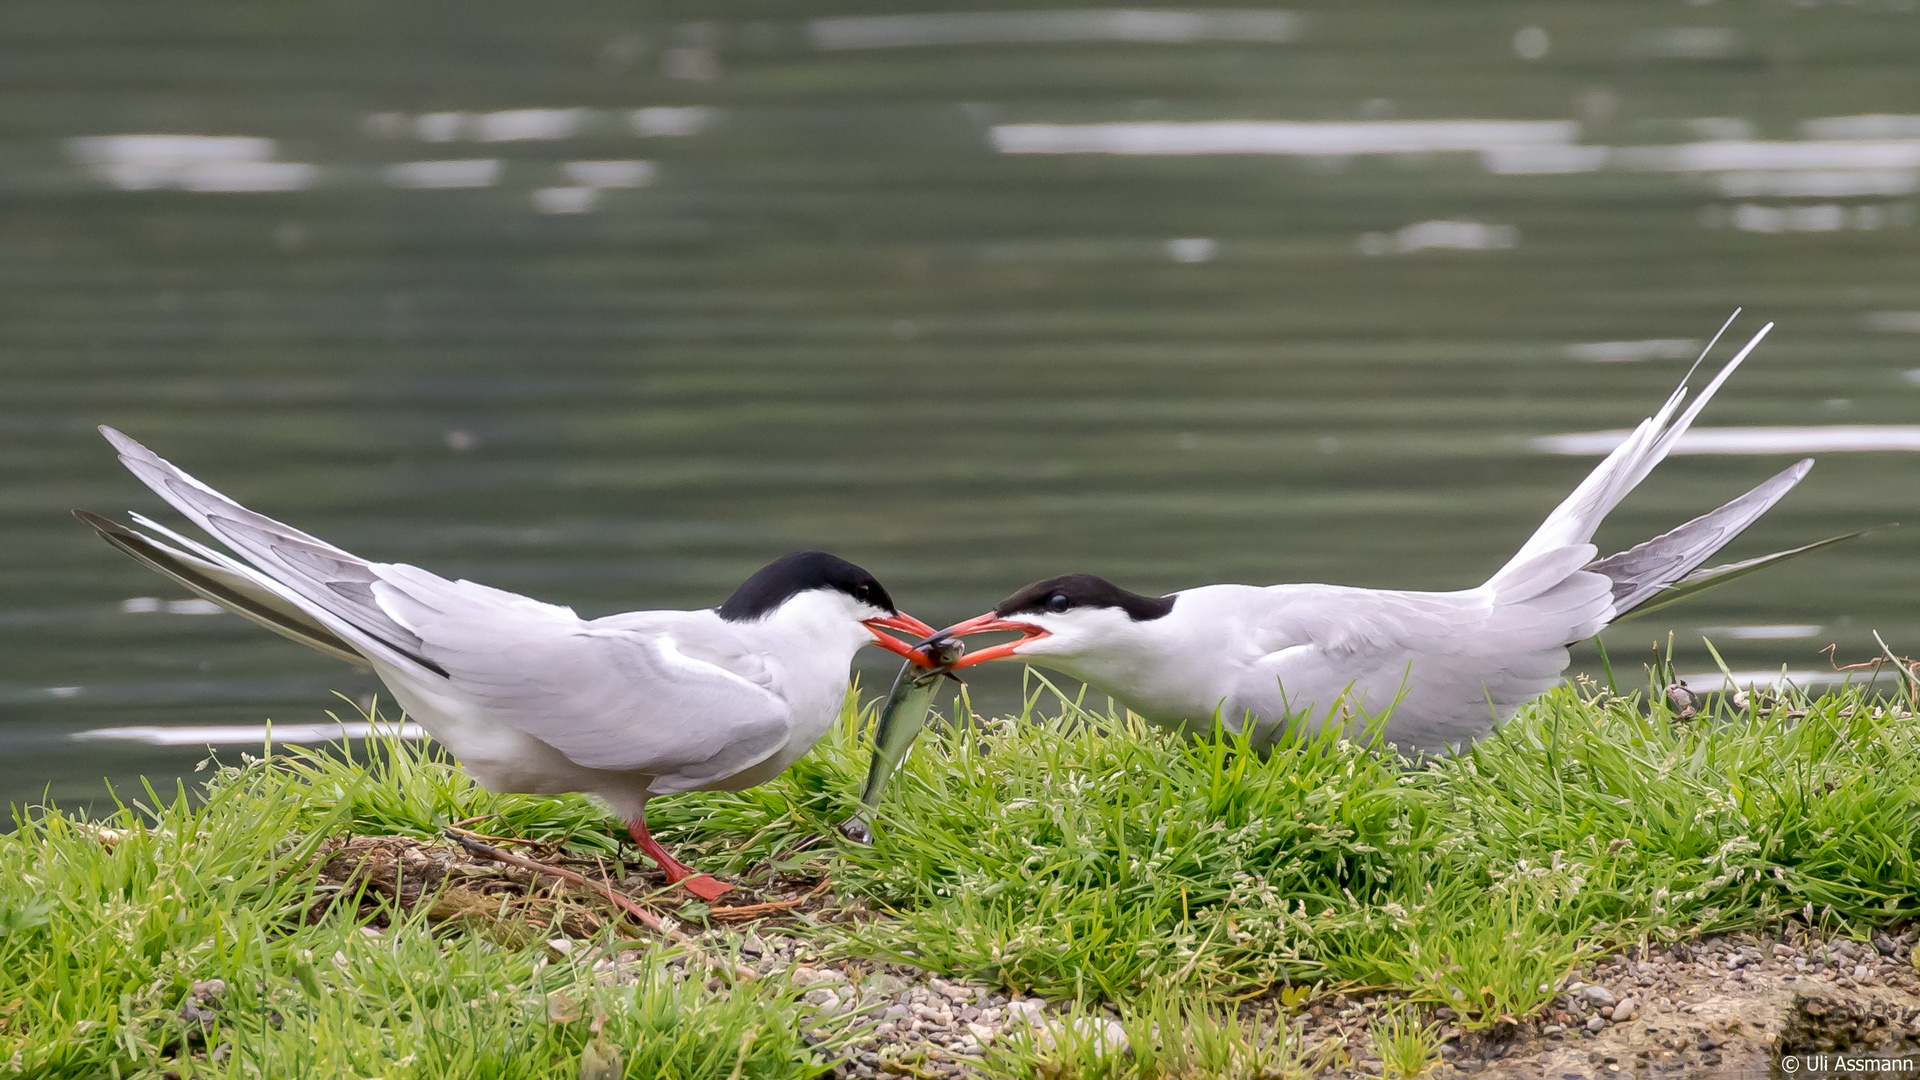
[1046, 593, 1071, 614]
[853, 583, 873, 603]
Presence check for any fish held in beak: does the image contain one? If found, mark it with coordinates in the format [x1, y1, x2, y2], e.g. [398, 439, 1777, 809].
[839, 636, 965, 844]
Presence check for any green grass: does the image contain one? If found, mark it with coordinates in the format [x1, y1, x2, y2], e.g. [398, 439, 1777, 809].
[5, 680, 1920, 1076]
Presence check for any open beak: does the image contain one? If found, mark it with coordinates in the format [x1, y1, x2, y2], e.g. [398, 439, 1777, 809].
[863, 612, 944, 667]
[937, 612, 1051, 669]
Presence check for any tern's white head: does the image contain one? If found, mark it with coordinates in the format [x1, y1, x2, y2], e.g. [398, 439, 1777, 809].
[939, 573, 1177, 670]
[716, 551, 938, 662]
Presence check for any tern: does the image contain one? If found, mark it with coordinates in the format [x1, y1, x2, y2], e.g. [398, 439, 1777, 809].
[938, 321, 1845, 753]
[77, 427, 938, 900]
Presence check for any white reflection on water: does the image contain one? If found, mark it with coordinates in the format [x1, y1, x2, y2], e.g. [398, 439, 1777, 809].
[384, 159, 502, 189]
[72, 722, 425, 746]
[1565, 339, 1702, 363]
[1702, 625, 1824, 641]
[66, 135, 316, 192]
[1629, 27, 1743, 60]
[992, 120, 1578, 155]
[1715, 169, 1918, 198]
[475, 108, 589, 142]
[1164, 237, 1216, 262]
[560, 160, 656, 188]
[1716, 202, 1910, 233]
[1615, 140, 1920, 172]
[1872, 312, 1920, 333]
[1480, 144, 1609, 174]
[531, 186, 597, 214]
[372, 107, 714, 142]
[1672, 670, 1852, 689]
[631, 106, 715, 137]
[1802, 115, 1920, 140]
[810, 9, 1302, 50]
[1358, 220, 1517, 255]
[1538, 426, 1920, 456]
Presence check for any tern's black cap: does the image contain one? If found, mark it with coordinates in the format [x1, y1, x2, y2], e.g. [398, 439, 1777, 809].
[718, 551, 897, 622]
[994, 574, 1175, 621]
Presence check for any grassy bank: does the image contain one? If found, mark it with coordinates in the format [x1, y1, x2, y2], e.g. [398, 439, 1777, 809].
[4, 680, 1920, 1078]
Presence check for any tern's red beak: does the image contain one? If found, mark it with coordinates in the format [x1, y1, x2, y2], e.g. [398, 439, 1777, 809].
[863, 612, 943, 667]
[938, 612, 1051, 669]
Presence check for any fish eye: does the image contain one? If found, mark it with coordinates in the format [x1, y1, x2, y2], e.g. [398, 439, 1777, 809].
[1046, 593, 1071, 614]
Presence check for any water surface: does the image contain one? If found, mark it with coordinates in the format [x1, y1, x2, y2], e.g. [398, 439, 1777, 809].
[4, 2, 1918, 811]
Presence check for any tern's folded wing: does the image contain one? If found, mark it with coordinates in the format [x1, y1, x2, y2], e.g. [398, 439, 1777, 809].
[1240, 576, 1609, 752]
[372, 569, 793, 789]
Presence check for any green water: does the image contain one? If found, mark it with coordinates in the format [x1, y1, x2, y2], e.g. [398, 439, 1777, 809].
[3, 2, 1918, 810]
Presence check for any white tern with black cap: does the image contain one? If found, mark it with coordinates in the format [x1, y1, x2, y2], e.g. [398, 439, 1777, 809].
[939, 318, 1856, 753]
[77, 427, 939, 899]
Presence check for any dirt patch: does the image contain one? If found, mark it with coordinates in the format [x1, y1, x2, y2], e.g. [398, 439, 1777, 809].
[1447, 929, 1920, 1080]
[304, 832, 846, 945]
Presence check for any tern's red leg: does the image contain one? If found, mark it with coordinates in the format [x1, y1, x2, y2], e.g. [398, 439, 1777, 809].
[627, 813, 732, 901]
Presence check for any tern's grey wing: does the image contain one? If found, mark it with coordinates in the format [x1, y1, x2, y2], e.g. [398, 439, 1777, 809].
[370, 568, 794, 791]
[99, 426, 445, 675]
[75, 510, 371, 669]
[1240, 572, 1611, 752]
[1586, 459, 1812, 617]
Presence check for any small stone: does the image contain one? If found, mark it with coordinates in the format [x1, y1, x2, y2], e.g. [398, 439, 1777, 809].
[190, 979, 227, 1001]
[1005, 998, 1047, 1024]
[1543, 1024, 1566, 1036]
[1586, 1017, 1607, 1033]
[803, 988, 841, 1011]
[1581, 986, 1617, 1008]
[966, 1022, 996, 1045]
[1612, 997, 1639, 1022]
[865, 973, 909, 996]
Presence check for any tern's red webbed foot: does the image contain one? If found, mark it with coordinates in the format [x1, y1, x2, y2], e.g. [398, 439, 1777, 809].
[674, 873, 734, 901]
[627, 814, 735, 900]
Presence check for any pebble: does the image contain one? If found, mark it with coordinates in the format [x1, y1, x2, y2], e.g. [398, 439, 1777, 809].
[1586, 1017, 1608, 1033]
[1581, 986, 1617, 1008]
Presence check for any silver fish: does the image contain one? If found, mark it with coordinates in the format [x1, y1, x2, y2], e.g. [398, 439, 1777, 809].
[839, 638, 963, 844]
